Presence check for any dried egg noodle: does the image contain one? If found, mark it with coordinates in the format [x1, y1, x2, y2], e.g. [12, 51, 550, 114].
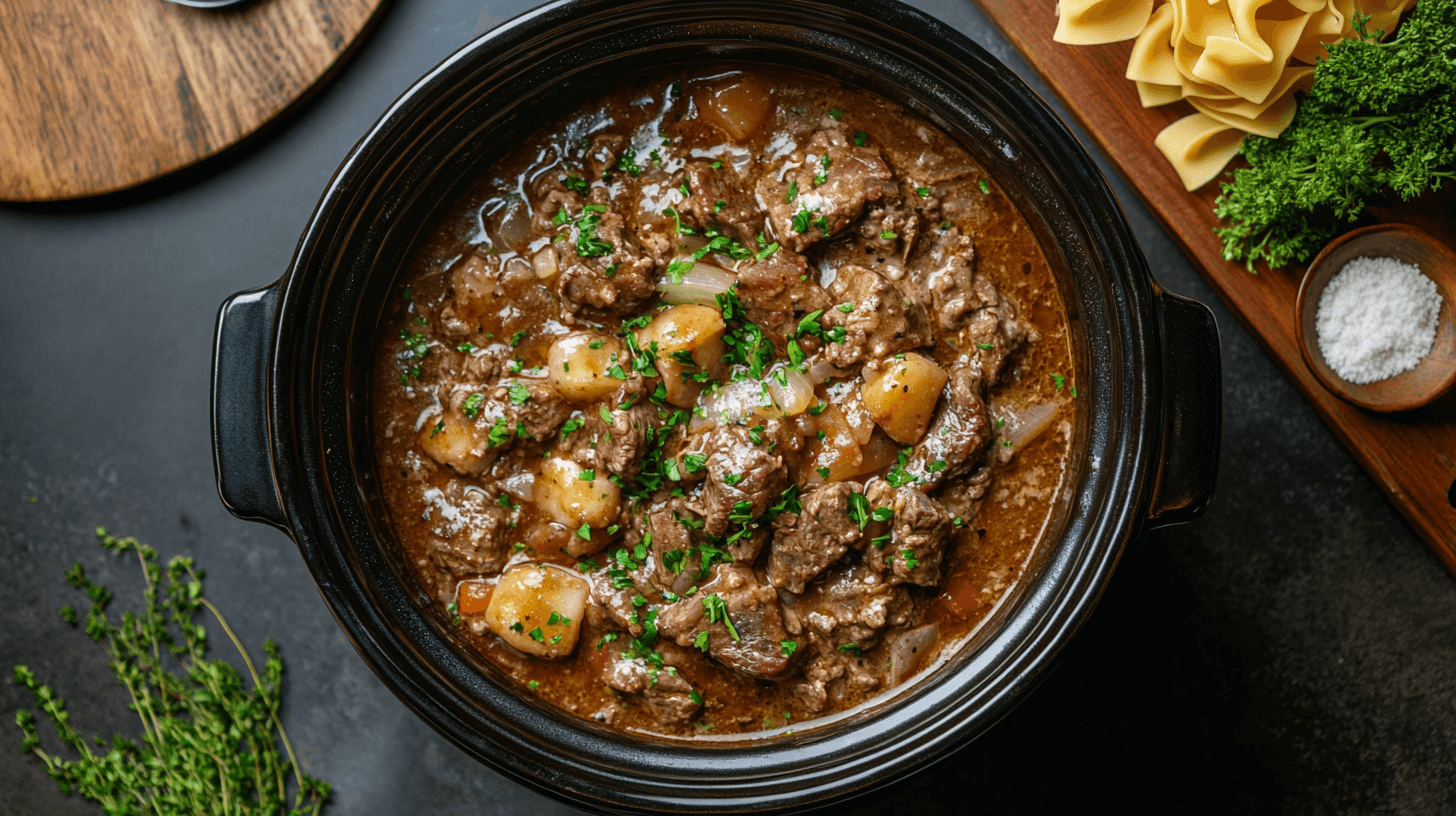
[1055, 0, 1415, 190]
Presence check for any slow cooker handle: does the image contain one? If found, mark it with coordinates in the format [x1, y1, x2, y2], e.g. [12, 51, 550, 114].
[210, 283, 289, 531]
[1145, 291, 1222, 529]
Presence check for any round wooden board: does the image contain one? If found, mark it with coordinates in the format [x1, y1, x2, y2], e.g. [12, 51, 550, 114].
[0, 0, 386, 201]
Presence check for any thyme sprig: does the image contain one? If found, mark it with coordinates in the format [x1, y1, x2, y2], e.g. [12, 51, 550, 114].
[12, 528, 331, 815]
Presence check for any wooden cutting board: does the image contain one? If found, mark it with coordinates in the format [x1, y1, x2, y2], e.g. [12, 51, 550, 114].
[0, 0, 386, 201]
[973, 0, 1456, 575]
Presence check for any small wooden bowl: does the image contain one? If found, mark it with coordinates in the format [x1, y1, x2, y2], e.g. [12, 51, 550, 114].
[1295, 223, 1456, 412]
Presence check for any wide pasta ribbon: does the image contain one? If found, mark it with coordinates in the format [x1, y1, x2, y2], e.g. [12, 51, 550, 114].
[1058, 0, 1415, 189]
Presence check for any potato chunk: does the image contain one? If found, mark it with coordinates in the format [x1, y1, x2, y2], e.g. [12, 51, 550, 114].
[536, 455, 621, 555]
[860, 353, 948, 445]
[635, 304, 728, 407]
[548, 332, 625, 403]
[418, 411, 489, 475]
[484, 563, 589, 658]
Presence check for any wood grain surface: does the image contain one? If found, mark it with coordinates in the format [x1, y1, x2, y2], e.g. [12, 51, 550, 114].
[0, 0, 386, 201]
[973, 0, 1456, 574]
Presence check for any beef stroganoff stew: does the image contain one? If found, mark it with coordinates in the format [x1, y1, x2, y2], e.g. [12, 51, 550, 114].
[371, 68, 1076, 737]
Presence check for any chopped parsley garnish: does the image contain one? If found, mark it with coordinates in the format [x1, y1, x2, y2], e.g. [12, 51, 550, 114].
[976, 342, 995, 350]
[816, 467, 830, 479]
[926, 460, 947, 473]
[663, 549, 687, 575]
[486, 416, 513, 448]
[579, 469, 596, 481]
[885, 447, 917, 487]
[916, 186, 930, 197]
[871, 507, 894, 523]
[560, 417, 584, 440]
[614, 146, 643, 176]
[682, 453, 707, 473]
[854, 131, 869, 146]
[791, 206, 815, 234]
[714, 199, 726, 212]
[528, 627, 545, 642]
[507, 382, 531, 405]
[754, 241, 780, 260]
[847, 492, 870, 529]
[562, 175, 590, 194]
[455, 342, 475, 353]
[576, 524, 592, 540]
[838, 644, 862, 657]
[529, 680, 541, 690]
[780, 640, 799, 657]
[702, 595, 740, 641]
[509, 329, 528, 347]
[576, 558, 598, 572]
[430, 420, 444, 438]
[689, 690, 704, 706]
[828, 108, 843, 120]
[899, 549, 920, 570]
[880, 229, 897, 240]
[979, 179, 991, 194]
[694, 631, 710, 652]
[807, 402, 829, 416]
[1050, 372, 1066, 390]
[723, 473, 744, 486]
[574, 211, 614, 258]
[595, 632, 619, 650]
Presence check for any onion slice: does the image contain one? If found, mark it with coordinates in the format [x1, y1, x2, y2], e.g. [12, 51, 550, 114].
[688, 364, 815, 431]
[658, 262, 735, 306]
[889, 624, 939, 686]
[994, 399, 1063, 450]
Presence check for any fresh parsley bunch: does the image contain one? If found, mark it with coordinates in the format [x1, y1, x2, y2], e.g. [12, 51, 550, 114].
[12, 528, 331, 815]
[1213, 0, 1456, 271]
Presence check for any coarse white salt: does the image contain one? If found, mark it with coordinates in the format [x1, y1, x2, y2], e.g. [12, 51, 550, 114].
[1315, 255, 1441, 384]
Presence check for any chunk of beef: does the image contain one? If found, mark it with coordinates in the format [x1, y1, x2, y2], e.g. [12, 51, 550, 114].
[531, 188, 583, 236]
[583, 133, 629, 180]
[461, 378, 572, 444]
[734, 249, 833, 342]
[757, 128, 899, 253]
[921, 229, 1034, 385]
[647, 502, 700, 596]
[856, 199, 920, 263]
[766, 482, 865, 593]
[696, 424, 786, 538]
[602, 657, 701, 726]
[421, 482, 511, 584]
[819, 265, 934, 368]
[588, 552, 654, 637]
[657, 565, 792, 678]
[677, 160, 763, 247]
[791, 641, 882, 713]
[905, 361, 991, 488]
[864, 482, 952, 586]
[553, 205, 658, 320]
[790, 561, 913, 651]
[562, 400, 662, 479]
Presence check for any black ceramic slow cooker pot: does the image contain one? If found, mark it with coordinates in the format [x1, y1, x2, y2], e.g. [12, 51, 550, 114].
[209, 1, 1222, 812]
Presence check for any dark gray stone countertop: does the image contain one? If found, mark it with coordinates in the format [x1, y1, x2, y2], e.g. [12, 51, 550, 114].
[3, 1, 1453, 813]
